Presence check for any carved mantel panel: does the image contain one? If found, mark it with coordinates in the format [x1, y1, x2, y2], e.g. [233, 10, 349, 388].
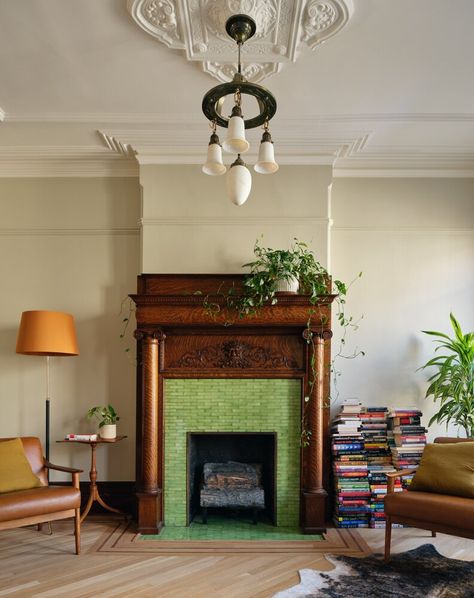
[165, 335, 303, 372]
[131, 274, 334, 534]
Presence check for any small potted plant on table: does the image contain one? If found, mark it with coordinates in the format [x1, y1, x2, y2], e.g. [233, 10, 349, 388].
[87, 405, 120, 440]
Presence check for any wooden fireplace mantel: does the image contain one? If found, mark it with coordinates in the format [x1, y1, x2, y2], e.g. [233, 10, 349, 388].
[131, 274, 335, 534]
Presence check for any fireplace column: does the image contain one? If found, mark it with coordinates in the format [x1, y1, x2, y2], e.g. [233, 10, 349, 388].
[135, 330, 164, 533]
[302, 329, 332, 533]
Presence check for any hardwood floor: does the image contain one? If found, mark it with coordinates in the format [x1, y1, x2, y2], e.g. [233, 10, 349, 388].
[0, 517, 472, 597]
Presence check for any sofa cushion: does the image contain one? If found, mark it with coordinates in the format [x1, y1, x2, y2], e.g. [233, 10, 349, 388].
[409, 442, 474, 498]
[0, 486, 81, 521]
[0, 438, 42, 493]
[385, 490, 474, 531]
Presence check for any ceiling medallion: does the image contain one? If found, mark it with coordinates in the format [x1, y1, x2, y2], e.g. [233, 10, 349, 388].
[127, 0, 354, 83]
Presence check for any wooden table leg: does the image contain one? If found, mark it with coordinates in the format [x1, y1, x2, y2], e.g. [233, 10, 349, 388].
[80, 442, 126, 522]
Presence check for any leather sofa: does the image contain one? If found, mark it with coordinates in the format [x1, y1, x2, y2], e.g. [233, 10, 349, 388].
[0, 437, 82, 554]
[384, 437, 474, 561]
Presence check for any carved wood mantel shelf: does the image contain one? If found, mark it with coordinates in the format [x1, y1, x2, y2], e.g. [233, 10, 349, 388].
[131, 274, 335, 534]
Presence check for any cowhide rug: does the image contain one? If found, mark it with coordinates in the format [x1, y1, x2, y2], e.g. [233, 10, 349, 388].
[273, 544, 473, 598]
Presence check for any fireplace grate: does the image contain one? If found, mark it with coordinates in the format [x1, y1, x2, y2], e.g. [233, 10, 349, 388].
[200, 461, 265, 524]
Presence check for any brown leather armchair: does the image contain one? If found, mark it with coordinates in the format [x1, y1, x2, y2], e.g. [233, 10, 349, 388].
[384, 437, 474, 561]
[0, 437, 82, 554]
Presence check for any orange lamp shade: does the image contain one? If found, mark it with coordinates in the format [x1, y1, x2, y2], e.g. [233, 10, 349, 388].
[16, 310, 79, 356]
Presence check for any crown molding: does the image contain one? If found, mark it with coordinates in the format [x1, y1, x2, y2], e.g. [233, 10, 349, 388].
[5, 112, 474, 124]
[2, 114, 474, 176]
[333, 169, 474, 178]
[0, 147, 138, 177]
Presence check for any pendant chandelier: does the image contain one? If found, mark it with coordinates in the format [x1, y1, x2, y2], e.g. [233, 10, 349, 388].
[201, 14, 278, 206]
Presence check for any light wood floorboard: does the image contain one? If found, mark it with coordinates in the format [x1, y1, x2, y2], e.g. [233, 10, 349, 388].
[0, 517, 472, 597]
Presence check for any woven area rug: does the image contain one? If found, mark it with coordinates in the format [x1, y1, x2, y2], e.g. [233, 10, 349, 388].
[88, 519, 371, 555]
[273, 543, 474, 598]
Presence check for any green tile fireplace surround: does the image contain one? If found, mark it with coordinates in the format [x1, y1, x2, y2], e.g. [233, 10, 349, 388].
[164, 378, 301, 527]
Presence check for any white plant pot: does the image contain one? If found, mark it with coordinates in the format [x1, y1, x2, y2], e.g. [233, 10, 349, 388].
[100, 424, 117, 440]
[275, 277, 299, 294]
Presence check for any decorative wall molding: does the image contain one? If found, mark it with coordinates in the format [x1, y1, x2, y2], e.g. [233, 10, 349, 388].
[0, 227, 139, 237]
[332, 226, 474, 234]
[139, 216, 330, 227]
[127, 0, 353, 82]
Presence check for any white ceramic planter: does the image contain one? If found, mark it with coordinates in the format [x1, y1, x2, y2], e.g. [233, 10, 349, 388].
[100, 424, 117, 440]
[275, 277, 299, 294]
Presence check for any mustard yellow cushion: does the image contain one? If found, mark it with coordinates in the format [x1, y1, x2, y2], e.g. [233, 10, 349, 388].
[0, 438, 42, 493]
[409, 442, 474, 498]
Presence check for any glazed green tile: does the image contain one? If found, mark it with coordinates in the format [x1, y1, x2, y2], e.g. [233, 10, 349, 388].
[140, 515, 322, 541]
[164, 379, 301, 527]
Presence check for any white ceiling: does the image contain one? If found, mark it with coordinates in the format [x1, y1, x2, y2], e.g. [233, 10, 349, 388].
[1, 0, 474, 176]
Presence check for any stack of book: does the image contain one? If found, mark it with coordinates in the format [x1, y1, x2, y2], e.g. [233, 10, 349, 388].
[332, 400, 370, 528]
[360, 407, 398, 528]
[387, 409, 427, 488]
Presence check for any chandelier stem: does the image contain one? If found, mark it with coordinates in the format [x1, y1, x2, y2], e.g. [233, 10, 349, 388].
[238, 42, 242, 74]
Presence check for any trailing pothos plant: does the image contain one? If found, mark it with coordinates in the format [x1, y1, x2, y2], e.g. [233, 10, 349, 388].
[420, 313, 474, 438]
[203, 238, 364, 446]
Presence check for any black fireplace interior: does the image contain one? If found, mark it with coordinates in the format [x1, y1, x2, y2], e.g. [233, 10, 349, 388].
[187, 432, 277, 525]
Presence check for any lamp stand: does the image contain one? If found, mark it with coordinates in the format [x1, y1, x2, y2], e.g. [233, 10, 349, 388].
[45, 355, 51, 464]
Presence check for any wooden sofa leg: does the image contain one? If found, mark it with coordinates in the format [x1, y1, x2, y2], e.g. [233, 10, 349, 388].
[384, 517, 392, 562]
[74, 508, 81, 555]
[431, 531, 437, 537]
[37, 522, 52, 535]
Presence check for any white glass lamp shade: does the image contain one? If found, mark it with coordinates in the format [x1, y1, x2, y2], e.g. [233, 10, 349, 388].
[202, 137, 226, 176]
[227, 157, 252, 206]
[255, 141, 279, 174]
[254, 130, 279, 174]
[223, 113, 249, 154]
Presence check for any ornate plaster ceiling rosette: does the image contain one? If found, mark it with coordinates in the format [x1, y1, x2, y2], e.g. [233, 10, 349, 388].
[127, 0, 353, 83]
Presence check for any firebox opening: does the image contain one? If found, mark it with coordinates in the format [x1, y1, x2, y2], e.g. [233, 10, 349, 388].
[187, 432, 277, 526]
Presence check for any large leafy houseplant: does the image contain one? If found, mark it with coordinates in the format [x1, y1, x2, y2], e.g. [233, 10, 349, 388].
[421, 313, 474, 438]
[222, 239, 347, 317]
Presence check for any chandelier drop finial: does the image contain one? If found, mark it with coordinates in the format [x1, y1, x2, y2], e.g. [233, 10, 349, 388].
[201, 14, 278, 206]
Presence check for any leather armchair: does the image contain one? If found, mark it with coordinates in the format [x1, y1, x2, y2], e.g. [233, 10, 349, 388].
[384, 437, 474, 561]
[0, 437, 82, 554]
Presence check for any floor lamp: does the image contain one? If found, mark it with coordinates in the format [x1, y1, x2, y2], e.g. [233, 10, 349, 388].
[16, 310, 79, 462]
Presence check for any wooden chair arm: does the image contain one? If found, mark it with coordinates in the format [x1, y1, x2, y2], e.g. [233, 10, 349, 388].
[386, 468, 418, 493]
[386, 468, 418, 478]
[44, 461, 83, 474]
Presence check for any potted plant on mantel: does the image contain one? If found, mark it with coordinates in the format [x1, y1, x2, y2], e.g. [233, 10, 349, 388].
[216, 238, 348, 319]
[86, 405, 120, 440]
[420, 313, 474, 438]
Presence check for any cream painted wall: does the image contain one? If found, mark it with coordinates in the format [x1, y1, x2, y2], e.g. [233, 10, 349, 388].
[139, 165, 333, 272]
[330, 178, 474, 440]
[0, 178, 140, 481]
[1, 172, 473, 483]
